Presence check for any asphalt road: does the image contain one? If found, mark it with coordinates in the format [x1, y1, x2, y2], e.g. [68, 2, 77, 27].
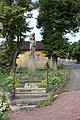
[64, 62, 80, 69]
[63, 62, 80, 91]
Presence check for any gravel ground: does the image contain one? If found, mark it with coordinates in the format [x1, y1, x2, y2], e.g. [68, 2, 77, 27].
[63, 63, 80, 91]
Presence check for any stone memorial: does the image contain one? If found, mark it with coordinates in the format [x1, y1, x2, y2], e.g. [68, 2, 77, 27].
[27, 33, 36, 71]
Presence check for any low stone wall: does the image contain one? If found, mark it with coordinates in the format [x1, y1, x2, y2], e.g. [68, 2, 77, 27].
[65, 59, 77, 63]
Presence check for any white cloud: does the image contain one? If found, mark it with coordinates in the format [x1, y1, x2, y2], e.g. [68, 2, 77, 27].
[32, 0, 38, 2]
[0, 38, 6, 43]
[66, 32, 80, 43]
[26, 10, 42, 41]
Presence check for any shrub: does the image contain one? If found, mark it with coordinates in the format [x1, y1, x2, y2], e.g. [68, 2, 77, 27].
[0, 95, 9, 120]
[49, 74, 62, 85]
[37, 97, 53, 107]
[37, 79, 47, 88]
[2, 76, 23, 94]
[2, 76, 14, 92]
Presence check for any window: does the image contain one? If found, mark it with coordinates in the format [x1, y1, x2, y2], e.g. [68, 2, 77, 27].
[35, 54, 40, 61]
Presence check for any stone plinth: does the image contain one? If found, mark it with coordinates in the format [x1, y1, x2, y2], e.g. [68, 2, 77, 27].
[27, 54, 36, 71]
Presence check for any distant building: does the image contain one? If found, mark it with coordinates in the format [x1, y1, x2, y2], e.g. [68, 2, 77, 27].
[16, 41, 53, 69]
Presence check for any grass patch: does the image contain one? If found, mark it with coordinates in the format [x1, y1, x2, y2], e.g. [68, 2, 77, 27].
[36, 96, 53, 107]
[16, 68, 45, 80]
[16, 66, 69, 89]
[36, 95, 59, 107]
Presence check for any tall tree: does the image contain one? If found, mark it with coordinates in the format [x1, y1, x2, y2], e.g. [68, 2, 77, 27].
[69, 40, 80, 63]
[0, 0, 34, 98]
[0, 0, 32, 73]
[37, 0, 80, 70]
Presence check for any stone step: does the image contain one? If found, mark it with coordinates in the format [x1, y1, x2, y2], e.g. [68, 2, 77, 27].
[9, 87, 48, 111]
[15, 91, 46, 94]
[15, 93, 47, 99]
[15, 88, 46, 93]
[11, 97, 48, 105]
[19, 80, 42, 83]
[9, 104, 36, 111]
[16, 87, 46, 91]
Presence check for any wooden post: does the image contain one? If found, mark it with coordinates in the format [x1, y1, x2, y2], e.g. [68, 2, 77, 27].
[11, 50, 18, 99]
[12, 65, 16, 99]
[45, 62, 49, 93]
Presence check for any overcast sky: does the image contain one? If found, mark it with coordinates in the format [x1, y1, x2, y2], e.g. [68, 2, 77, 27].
[30, 0, 80, 42]
[27, 9, 80, 43]
[26, 9, 41, 41]
[0, 1, 80, 43]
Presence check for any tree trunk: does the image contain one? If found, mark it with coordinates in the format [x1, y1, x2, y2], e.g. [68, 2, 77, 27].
[77, 58, 80, 64]
[11, 49, 19, 98]
[11, 50, 19, 75]
[52, 56, 57, 71]
[45, 62, 49, 93]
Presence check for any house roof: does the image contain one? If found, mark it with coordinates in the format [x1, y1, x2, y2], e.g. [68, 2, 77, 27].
[20, 41, 44, 51]
[0, 41, 44, 51]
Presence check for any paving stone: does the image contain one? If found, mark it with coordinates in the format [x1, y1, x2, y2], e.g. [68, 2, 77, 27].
[8, 91, 80, 120]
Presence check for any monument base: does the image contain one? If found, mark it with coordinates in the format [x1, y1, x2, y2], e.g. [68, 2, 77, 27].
[27, 54, 36, 71]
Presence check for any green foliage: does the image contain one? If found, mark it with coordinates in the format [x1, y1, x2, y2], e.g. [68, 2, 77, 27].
[37, 0, 80, 67]
[2, 76, 14, 92]
[0, 71, 5, 86]
[3, 76, 14, 87]
[69, 40, 80, 63]
[49, 74, 62, 85]
[16, 66, 69, 86]
[37, 0, 80, 33]
[48, 66, 69, 85]
[37, 79, 47, 88]
[0, 49, 12, 74]
[0, 112, 8, 120]
[37, 95, 58, 107]
[0, 0, 33, 73]
[35, 69, 45, 79]
[37, 97, 53, 107]
[16, 68, 45, 80]
[0, 95, 9, 120]
[2, 75, 23, 91]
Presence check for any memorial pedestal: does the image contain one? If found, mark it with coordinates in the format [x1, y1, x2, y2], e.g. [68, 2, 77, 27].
[27, 54, 36, 71]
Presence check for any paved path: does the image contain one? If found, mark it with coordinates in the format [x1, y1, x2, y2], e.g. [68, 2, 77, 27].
[63, 63, 80, 91]
[8, 91, 80, 120]
[64, 63, 80, 69]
